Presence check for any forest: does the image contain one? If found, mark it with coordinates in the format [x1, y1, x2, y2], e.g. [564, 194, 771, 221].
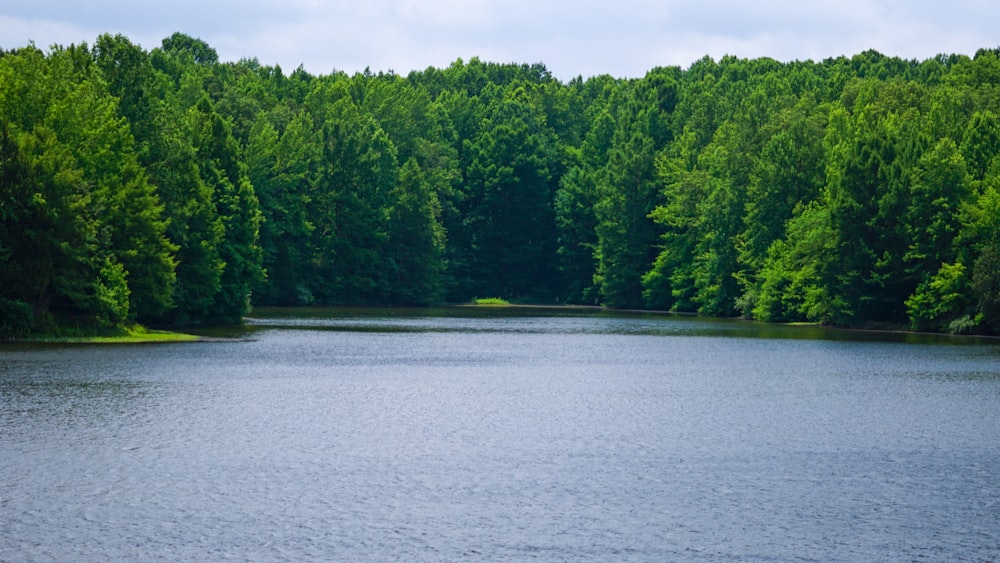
[2, 32, 1000, 337]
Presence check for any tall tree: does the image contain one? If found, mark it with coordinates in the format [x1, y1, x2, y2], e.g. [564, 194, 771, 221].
[555, 108, 614, 304]
[310, 94, 397, 304]
[188, 97, 264, 322]
[0, 44, 174, 329]
[737, 96, 827, 315]
[595, 71, 676, 308]
[246, 110, 318, 305]
[462, 84, 560, 300]
[385, 158, 446, 304]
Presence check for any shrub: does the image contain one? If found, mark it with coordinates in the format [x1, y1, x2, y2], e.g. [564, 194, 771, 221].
[473, 297, 510, 305]
[0, 298, 33, 339]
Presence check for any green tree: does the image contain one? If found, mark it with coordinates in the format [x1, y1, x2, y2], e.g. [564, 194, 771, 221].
[737, 96, 827, 315]
[825, 101, 920, 325]
[188, 97, 264, 321]
[462, 85, 560, 300]
[310, 95, 397, 304]
[753, 201, 841, 322]
[905, 138, 972, 282]
[972, 238, 1000, 332]
[555, 108, 615, 304]
[160, 32, 219, 65]
[0, 123, 89, 326]
[596, 128, 663, 308]
[385, 158, 446, 304]
[906, 262, 971, 332]
[960, 110, 1000, 184]
[149, 115, 225, 325]
[0, 44, 175, 329]
[45, 65, 177, 321]
[95, 32, 226, 324]
[966, 179, 1000, 332]
[247, 110, 318, 305]
[595, 72, 675, 308]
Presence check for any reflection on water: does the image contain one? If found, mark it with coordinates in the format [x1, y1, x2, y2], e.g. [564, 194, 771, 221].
[2, 308, 999, 561]
[247, 305, 1000, 344]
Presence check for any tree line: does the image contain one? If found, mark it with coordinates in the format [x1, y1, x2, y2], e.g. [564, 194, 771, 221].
[2, 32, 999, 337]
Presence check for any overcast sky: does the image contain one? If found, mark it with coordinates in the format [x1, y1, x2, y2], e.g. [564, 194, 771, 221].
[2, 0, 998, 81]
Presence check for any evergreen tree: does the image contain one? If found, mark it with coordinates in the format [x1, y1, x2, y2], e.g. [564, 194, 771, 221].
[4, 32, 1000, 335]
[188, 97, 264, 322]
[247, 110, 318, 306]
[385, 158, 446, 305]
[462, 85, 559, 300]
[595, 72, 675, 308]
[311, 96, 397, 304]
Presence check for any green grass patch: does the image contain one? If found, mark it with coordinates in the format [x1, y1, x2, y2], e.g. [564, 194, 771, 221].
[37, 325, 200, 344]
[472, 297, 511, 306]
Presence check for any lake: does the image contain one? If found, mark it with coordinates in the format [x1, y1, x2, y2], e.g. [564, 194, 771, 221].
[2, 307, 999, 561]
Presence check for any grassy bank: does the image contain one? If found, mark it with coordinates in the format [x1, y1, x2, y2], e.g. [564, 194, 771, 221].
[29, 325, 200, 344]
[471, 297, 511, 306]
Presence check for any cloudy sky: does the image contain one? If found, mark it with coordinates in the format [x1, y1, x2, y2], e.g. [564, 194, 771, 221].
[1, 0, 998, 80]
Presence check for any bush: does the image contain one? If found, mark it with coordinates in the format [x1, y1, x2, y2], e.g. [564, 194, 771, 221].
[473, 297, 510, 305]
[906, 262, 970, 332]
[0, 298, 33, 339]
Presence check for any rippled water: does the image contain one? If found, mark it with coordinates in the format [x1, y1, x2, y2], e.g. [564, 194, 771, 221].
[2, 308, 999, 561]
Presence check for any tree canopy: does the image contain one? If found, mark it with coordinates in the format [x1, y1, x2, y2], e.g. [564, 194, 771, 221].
[3, 33, 1000, 336]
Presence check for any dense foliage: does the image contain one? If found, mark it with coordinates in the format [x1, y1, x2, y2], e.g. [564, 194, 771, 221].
[3, 33, 1000, 336]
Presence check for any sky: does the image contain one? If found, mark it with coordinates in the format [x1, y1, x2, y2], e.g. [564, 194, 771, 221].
[1, 0, 998, 81]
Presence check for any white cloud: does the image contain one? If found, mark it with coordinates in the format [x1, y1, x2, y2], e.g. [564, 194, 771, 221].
[1, 0, 998, 80]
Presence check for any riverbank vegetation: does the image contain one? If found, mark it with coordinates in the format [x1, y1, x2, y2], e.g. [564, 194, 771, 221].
[19, 324, 199, 344]
[2, 33, 1000, 337]
[472, 298, 512, 306]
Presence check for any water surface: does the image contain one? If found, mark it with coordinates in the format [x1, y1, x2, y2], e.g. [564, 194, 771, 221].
[2, 308, 999, 560]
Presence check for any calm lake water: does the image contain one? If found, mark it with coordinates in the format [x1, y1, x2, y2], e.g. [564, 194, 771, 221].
[2, 307, 999, 561]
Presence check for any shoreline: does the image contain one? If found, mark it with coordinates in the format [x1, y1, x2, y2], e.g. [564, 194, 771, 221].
[254, 303, 1000, 341]
[8, 304, 997, 344]
[8, 327, 201, 345]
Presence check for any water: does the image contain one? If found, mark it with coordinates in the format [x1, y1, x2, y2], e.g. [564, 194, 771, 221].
[2, 308, 999, 561]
